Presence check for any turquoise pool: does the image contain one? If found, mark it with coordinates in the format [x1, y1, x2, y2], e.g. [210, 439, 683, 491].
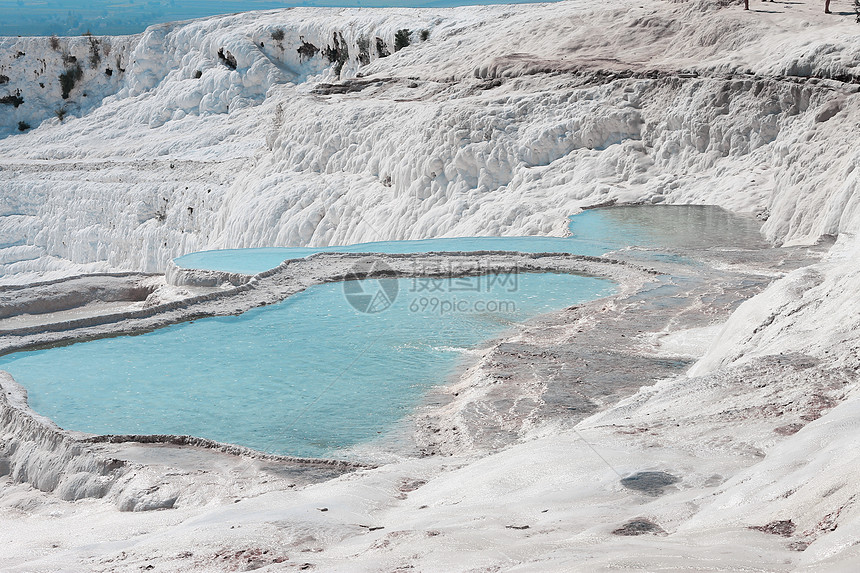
[174, 235, 610, 276]
[0, 272, 614, 458]
[0, 206, 766, 458]
[175, 205, 769, 274]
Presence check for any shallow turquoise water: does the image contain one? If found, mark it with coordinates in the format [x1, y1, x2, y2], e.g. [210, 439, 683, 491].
[0, 272, 613, 457]
[176, 206, 768, 274]
[0, 206, 766, 457]
[175, 235, 611, 275]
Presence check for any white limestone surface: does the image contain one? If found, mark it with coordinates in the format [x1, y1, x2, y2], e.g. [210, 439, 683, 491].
[1, 0, 860, 571]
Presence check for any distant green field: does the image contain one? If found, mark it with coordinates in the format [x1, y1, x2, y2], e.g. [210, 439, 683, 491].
[2, 0, 552, 36]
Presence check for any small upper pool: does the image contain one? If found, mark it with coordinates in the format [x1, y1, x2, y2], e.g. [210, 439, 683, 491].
[174, 235, 609, 276]
[175, 206, 769, 275]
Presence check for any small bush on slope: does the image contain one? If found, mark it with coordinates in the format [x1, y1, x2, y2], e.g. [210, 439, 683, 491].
[59, 63, 83, 99]
[394, 29, 411, 51]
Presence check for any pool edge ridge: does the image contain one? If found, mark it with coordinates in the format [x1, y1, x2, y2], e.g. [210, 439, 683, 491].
[0, 370, 131, 502]
[83, 433, 375, 469]
[0, 370, 371, 511]
[0, 252, 656, 357]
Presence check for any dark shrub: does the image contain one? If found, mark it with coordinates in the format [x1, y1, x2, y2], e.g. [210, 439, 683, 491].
[322, 32, 348, 76]
[376, 37, 389, 58]
[357, 37, 370, 66]
[86, 34, 101, 68]
[0, 93, 24, 107]
[297, 39, 319, 60]
[59, 63, 83, 99]
[394, 29, 411, 51]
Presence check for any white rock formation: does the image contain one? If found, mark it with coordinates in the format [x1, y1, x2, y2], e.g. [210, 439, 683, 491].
[1, 0, 857, 282]
[1, 0, 860, 571]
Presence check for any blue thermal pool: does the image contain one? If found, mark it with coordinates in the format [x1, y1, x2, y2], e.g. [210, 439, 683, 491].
[0, 272, 614, 458]
[0, 206, 767, 458]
